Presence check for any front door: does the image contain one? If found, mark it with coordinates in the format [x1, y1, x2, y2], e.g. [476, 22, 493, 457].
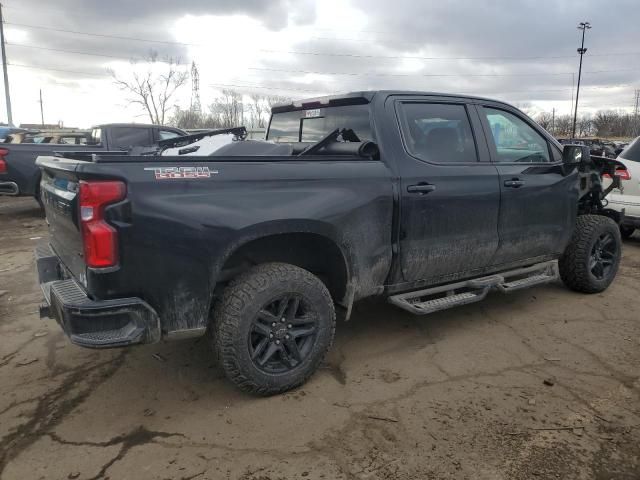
[393, 99, 501, 283]
[477, 105, 578, 265]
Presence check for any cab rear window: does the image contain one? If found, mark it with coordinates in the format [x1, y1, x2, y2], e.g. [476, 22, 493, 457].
[267, 104, 372, 143]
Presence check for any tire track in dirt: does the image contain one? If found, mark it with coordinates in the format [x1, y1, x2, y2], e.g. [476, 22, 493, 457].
[0, 352, 127, 477]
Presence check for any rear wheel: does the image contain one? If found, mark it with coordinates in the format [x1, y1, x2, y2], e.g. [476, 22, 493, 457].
[212, 262, 335, 395]
[620, 225, 635, 239]
[559, 215, 622, 293]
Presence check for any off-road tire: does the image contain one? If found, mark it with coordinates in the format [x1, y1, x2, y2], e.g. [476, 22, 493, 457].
[620, 225, 635, 239]
[212, 262, 335, 396]
[559, 215, 622, 294]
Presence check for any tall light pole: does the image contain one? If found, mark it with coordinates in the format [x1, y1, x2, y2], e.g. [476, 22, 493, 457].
[571, 21, 591, 139]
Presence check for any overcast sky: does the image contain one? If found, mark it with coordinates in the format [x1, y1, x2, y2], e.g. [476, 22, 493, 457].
[1, 0, 639, 127]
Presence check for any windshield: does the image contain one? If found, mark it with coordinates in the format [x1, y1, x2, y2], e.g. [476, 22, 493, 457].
[620, 136, 640, 162]
[267, 104, 373, 143]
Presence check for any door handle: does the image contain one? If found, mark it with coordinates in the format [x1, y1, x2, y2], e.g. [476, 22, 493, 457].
[504, 179, 525, 188]
[407, 183, 436, 194]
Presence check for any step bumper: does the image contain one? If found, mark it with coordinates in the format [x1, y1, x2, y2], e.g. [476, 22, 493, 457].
[36, 243, 161, 349]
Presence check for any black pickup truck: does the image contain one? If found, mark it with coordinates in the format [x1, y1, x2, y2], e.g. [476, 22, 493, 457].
[0, 123, 185, 201]
[34, 91, 626, 395]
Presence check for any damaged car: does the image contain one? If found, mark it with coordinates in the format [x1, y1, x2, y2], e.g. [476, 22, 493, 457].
[34, 91, 627, 395]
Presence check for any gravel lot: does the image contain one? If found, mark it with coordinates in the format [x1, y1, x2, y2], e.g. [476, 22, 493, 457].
[1, 195, 639, 480]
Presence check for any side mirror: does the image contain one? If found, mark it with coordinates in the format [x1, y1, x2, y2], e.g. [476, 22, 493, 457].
[562, 144, 591, 165]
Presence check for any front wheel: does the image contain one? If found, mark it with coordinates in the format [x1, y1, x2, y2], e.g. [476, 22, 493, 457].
[212, 263, 336, 395]
[559, 215, 622, 294]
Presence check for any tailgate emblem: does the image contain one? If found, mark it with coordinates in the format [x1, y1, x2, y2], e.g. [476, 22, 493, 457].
[144, 166, 217, 180]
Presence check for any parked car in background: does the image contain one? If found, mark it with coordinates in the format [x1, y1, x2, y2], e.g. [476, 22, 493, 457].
[614, 142, 629, 156]
[605, 136, 640, 238]
[0, 127, 30, 141]
[4, 130, 93, 145]
[0, 123, 186, 202]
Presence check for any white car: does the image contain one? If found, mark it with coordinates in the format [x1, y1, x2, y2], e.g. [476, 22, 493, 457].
[605, 136, 640, 239]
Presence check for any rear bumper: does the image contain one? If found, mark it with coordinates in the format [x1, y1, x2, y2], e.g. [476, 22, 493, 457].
[0, 181, 19, 196]
[35, 243, 161, 349]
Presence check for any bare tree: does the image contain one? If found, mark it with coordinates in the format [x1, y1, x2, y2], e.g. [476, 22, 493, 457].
[515, 102, 535, 117]
[248, 94, 268, 128]
[169, 90, 293, 130]
[266, 95, 291, 111]
[536, 112, 554, 131]
[554, 115, 573, 137]
[209, 90, 245, 128]
[110, 51, 189, 125]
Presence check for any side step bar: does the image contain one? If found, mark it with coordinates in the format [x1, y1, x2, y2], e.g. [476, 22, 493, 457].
[388, 261, 558, 315]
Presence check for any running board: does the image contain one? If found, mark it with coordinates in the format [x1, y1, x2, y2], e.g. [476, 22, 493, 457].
[389, 261, 558, 315]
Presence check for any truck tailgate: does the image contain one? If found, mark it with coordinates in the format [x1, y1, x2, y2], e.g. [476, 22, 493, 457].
[39, 158, 86, 283]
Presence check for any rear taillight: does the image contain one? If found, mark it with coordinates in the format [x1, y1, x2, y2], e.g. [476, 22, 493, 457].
[79, 180, 126, 268]
[0, 148, 8, 174]
[617, 169, 631, 181]
[603, 167, 631, 181]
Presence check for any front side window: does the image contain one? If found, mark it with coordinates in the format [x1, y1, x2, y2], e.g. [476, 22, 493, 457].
[398, 102, 478, 163]
[482, 107, 551, 163]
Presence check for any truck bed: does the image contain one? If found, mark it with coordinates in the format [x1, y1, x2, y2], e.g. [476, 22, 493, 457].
[36, 152, 394, 337]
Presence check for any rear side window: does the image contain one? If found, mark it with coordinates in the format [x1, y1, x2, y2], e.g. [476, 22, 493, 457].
[110, 127, 152, 149]
[482, 107, 550, 163]
[267, 104, 372, 143]
[620, 136, 640, 162]
[398, 102, 478, 163]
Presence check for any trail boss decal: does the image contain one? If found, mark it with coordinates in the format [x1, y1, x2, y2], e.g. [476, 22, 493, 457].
[144, 166, 218, 180]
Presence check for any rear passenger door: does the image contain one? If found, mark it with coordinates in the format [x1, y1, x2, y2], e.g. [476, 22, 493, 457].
[391, 98, 501, 283]
[476, 105, 578, 264]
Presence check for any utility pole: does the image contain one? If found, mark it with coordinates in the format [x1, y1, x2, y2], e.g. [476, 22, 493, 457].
[570, 73, 575, 119]
[633, 89, 639, 136]
[39, 89, 44, 126]
[0, 3, 13, 126]
[572, 21, 591, 139]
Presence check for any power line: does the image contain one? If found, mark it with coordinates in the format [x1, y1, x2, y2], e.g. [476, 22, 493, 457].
[209, 82, 324, 94]
[9, 42, 640, 80]
[5, 21, 197, 47]
[250, 66, 569, 78]
[4, 42, 578, 78]
[249, 65, 640, 78]
[7, 61, 635, 98]
[6, 21, 640, 63]
[5, 61, 635, 109]
[7, 42, 134, 61]
[7, 62, 108, 77]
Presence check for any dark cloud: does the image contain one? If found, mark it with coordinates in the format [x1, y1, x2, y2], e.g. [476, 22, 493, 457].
[2, 0, 639, 119]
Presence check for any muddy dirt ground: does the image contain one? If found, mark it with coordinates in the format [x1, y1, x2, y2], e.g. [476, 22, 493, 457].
[0, 195, 639, 480]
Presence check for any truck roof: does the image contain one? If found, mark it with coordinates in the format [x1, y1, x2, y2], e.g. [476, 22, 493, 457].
[271, 90, 516, 113]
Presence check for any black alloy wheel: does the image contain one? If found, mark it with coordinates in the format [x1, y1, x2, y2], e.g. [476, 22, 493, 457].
[248, 295, 318, 374]
[589, 232, 617, 280]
